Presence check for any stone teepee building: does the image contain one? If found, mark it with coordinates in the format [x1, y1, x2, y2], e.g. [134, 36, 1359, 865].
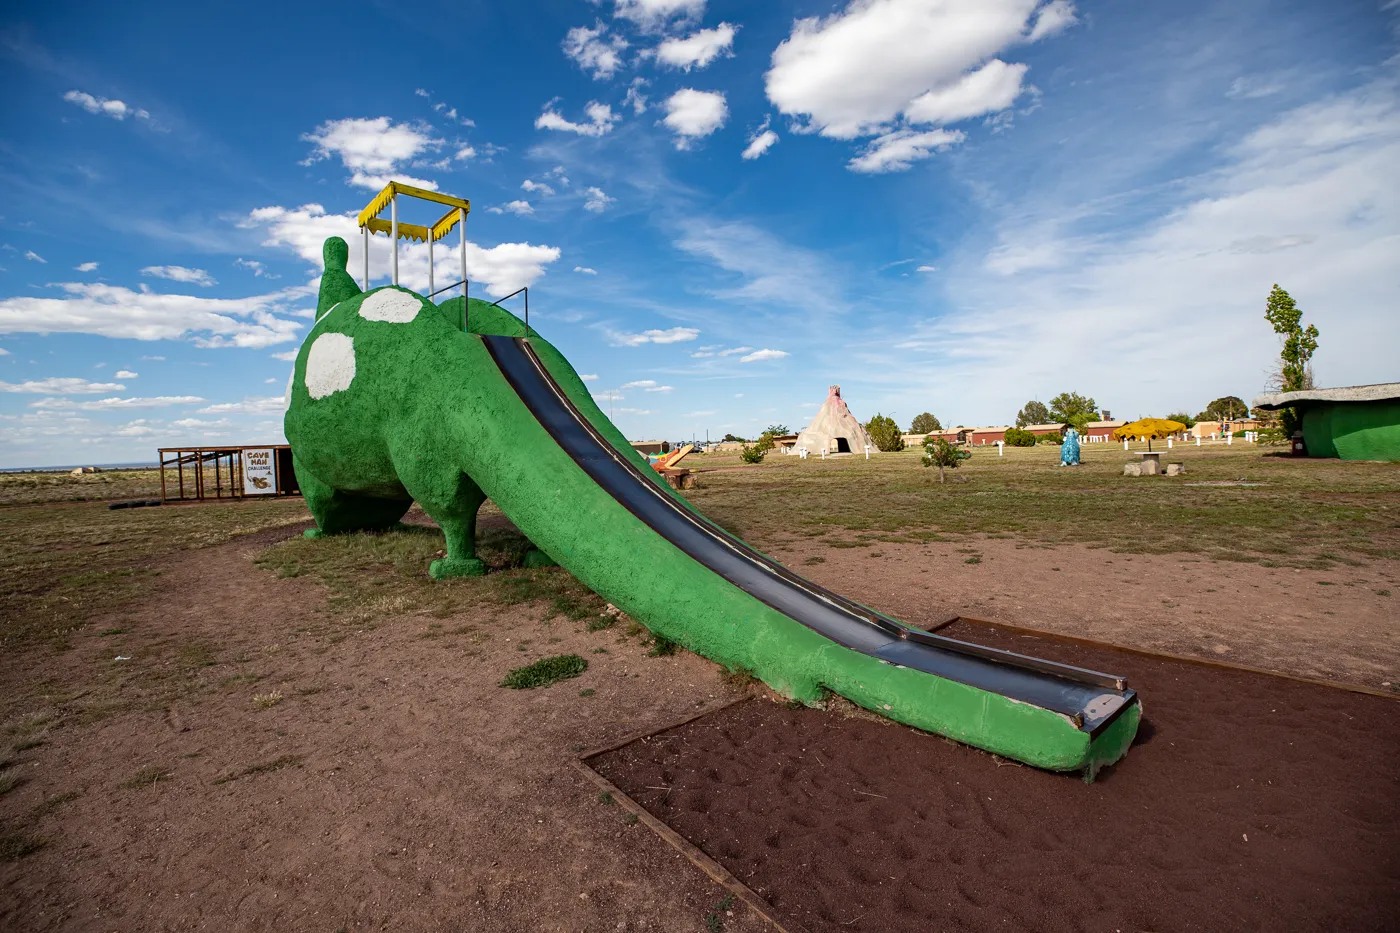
[794, 385, 877, 455]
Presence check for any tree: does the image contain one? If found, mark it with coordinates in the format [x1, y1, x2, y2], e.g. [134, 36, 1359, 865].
[910, 412, 942, 434]
[1196, 396, 1248, 423]
[1048, 392, 1098, 431]
[1264, 283, 1320, 436]
[1015, 400, 1050, 428]
[922, 436, 970, 483]
[721, 433, 748, 443]
[763, 423, 790, 437]
[1165, 412, 1197, 429]
[1003, 427, 1037, 447]
[865, 413, 906, 451]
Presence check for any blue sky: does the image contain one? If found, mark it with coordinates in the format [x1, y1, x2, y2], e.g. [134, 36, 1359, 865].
[1, 0, 1397, 467]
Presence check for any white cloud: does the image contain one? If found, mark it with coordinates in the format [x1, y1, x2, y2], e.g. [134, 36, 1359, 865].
[535, 101, 619, 137]
[493, 200, 534, 216]
[455, 146, 476, 161]
[63, 90, 149, 121]
[24, 251, 45, 264]
[580, 373, 600, 382]
[431, 101, 474, 126]
[742, 117, 779, 160]
[655, 23, 737, 71]
[75, 261, 99, 272]
[605, 326, 701, 346]
[1, 377, 126, 394]
[234, 258, 279, 279]
[847, 128, 965, 173]
[198, 396, 286, 415]
[141, 355, 164, 361]
[717, 346, 753, 356]
[916, 264, 937, 272]
[113, 370, 138, 379]
[563, 21, 628, 79]
[904, 59, 1027, 125]
[614, 0, 705, 31]
[1026, 0, 1078, 42]
[302, 117, 442, 190]
[270, 349, 299, 361]
[0, 348, 9, 356]
[644, 384, 674, 392]
[246, 203, 561, 299]
[615, 407, 653, 415]
[765, 0, 1065, 140]
[141, 265, 217, 287]
[574, 266, 598, 275]
[1227, 75, 1286, 101]
[624, 79, 650, 115]
[522, 179, 556, 196]
[31, 395, 204, 411]
[622, 379, 657, 389]
[414, 88, 430, 97]
[0, 282, 303, 348]
[583, 187, 615, 212]
[662, 89, 728, 147]
[738, 348, 788, 363]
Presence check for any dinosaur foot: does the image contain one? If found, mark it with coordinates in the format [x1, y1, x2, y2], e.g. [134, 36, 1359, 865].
[430, 556, 486, 580]
[522, 548, 557, 569]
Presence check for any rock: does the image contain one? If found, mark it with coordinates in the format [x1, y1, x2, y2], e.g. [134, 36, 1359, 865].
[70, 467, 84, 477]
[1123, 463, 1142, 476]
[1141, 459, 1161, 476]
[1166, 462, 1185, 476]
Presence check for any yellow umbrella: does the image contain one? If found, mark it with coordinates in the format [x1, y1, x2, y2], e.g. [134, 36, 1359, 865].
[1112, 418, 1187, 451]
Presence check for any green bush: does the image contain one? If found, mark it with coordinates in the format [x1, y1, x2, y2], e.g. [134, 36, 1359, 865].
[739, 443, 767, 464]
[921, 436, 971, 482]
[1037, 431, 1065, 444]
[865, 413, 905, 452]
[1003, 427, 1037, 447]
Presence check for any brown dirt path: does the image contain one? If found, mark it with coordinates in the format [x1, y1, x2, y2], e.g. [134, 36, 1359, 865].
[762, 536, 1400, 690]
[0, 526, 766, 933]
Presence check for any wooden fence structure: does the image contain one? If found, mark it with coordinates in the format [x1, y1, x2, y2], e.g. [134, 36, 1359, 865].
[158, 445, 300, 502]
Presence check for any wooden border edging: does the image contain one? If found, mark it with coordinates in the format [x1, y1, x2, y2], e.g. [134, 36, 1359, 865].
[953, 615, 1399, 701]
[576, 699, 805, 933]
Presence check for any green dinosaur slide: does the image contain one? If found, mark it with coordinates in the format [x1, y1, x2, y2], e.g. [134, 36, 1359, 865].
[285, 237, 1141, 777]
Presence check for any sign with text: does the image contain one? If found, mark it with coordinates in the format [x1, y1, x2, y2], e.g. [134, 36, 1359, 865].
[242, 448, 277, 495]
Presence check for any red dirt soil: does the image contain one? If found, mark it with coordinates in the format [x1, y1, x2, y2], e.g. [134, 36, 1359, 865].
[592, 619, 1400, 933]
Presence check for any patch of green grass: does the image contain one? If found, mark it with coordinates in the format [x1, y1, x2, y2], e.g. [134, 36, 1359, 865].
[720, 667, 758, 690]
[12, 738, 44, 753]
[499, 654, 588, 689]
[623, 812, 639, 826]
[964, 556, 982, 564]
[98, 628, 126, 637]
[579, 688, 596, 697]
[598, 790, 614, 805]
[0, 831, 47, 861]
[120, 765, 171, 789]
[803, 556, 825, 565]
[252, 691, 283, 709]
[0, 770, 20, 796]
[211, 754, 304, 785]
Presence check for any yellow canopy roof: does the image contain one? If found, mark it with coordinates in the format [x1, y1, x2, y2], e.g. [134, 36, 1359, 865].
[356, 181, 470, 243]
[1112, 418, 1187, 439]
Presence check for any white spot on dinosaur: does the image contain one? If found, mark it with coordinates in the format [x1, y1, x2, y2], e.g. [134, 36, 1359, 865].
[358, 289, 422, 324]
[315, 300, 341, 324]
[304, 332, 355, 399]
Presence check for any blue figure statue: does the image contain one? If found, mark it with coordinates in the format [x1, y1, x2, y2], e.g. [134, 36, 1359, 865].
[1060, 428, 1081, 466]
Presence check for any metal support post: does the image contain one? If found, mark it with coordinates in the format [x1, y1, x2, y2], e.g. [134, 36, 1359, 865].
[390, 194, 399, 285]
[362, 226, 369, 290]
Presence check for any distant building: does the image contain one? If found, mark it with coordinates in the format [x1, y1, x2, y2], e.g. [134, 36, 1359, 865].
[1081, 420, 1127, 441]
[631, 440, 670, 455]
[1190, 419, 1259, 439]
[1022, 422, 1067, 438]
[969, 426, 1012, 445]
[1252, 382, 1400, 461]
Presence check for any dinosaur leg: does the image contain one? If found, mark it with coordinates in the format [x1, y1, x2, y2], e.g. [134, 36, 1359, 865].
[392, 459, 489, 580]
[295, 455, 411, 538]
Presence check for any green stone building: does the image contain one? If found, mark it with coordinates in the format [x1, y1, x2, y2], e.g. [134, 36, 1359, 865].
[1252, 383, 1400, 461]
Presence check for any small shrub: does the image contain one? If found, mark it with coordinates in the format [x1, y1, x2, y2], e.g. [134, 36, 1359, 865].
[499, 654, 588, 689]
[865, 413, 905, 452]
[922, 436, 971, 482]
[0, 832, 46, 861]
[252, 691, 283, 710]
[739, 443, 767, 464]
[1037, 431, 1065, 444]
[647, 633, 678, 657]
[1003, 427, 1036, 447]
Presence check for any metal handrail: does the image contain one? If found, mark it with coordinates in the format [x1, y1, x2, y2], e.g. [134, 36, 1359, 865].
[488, 286, 529, 332]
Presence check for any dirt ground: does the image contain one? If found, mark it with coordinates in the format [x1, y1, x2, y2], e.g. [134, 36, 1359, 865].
[762, 536, 1400, 690]
[594, 620, 1400, 933]
[2, 514, 1397, 931]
